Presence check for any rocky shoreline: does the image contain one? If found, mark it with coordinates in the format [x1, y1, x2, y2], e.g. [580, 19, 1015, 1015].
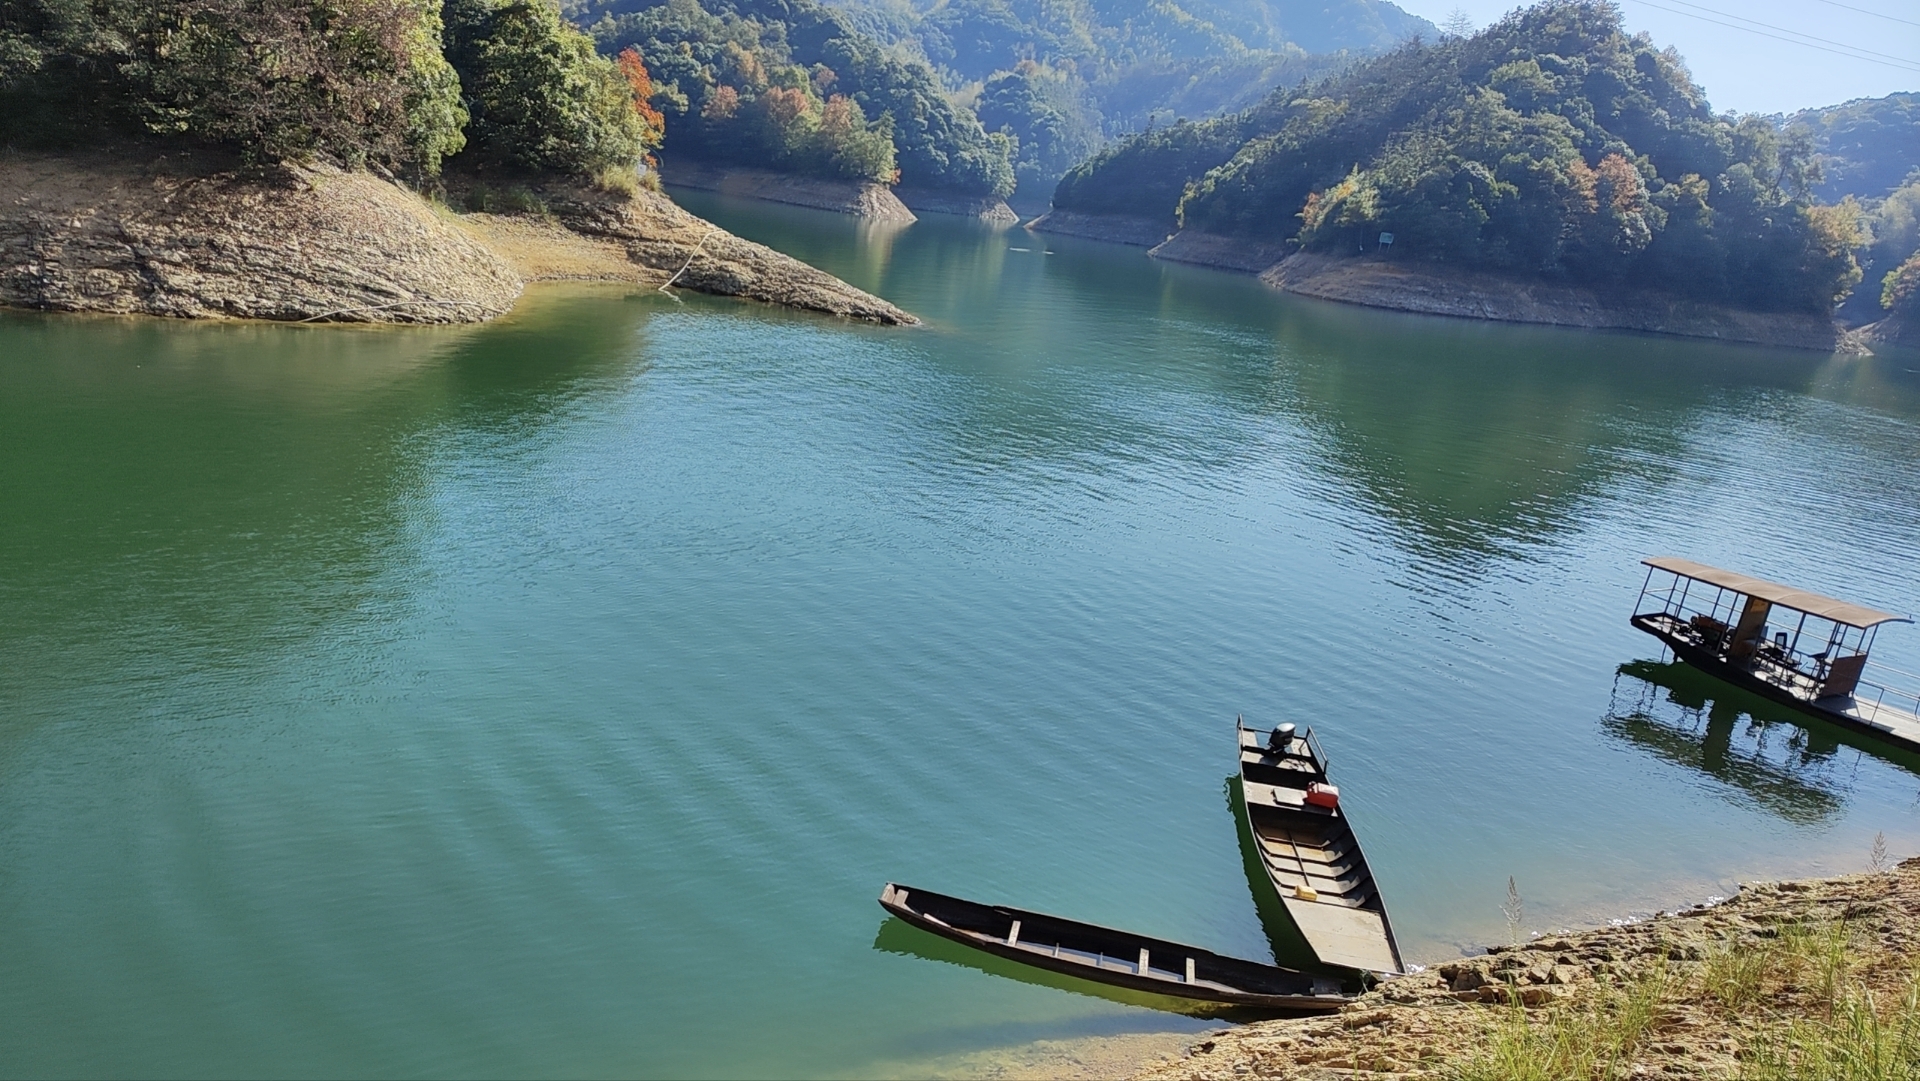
[1120, 857, 1920, 1079]
[1257, 250, 1862, 355]
[657, 157, 1019, 224]
[1024, 214, 1865, 353]
[0, 152, 916, 326]
[897, 186, 1020, 225]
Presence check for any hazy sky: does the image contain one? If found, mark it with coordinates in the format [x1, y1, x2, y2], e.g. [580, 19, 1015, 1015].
[1394, 0, 1919, 115]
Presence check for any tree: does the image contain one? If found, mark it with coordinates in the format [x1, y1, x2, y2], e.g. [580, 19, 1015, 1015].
[579, 0, 1012, 195]
[445, 0, 648, 176]
[615, 46, 667, 160]
[1440, 8, 1475, 39]
[1, 0, 467, 173]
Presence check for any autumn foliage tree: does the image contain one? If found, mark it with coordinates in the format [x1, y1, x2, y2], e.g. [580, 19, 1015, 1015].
[616, 46, 666, 162]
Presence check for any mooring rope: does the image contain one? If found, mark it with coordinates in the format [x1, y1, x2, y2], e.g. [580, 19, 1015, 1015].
[661, 227, 717, 293]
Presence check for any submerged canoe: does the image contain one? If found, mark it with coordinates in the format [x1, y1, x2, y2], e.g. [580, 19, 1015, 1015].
[1236, 720, 1405, 976]
[878, 882, 1350, 1010]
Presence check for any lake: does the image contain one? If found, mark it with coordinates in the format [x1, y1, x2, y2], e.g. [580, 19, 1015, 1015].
[4, 191, 1920, 1078]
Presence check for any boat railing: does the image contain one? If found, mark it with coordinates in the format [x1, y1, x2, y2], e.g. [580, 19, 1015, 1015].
[1303, 727, 1329, 773]
[1855, 675, 1920, 721]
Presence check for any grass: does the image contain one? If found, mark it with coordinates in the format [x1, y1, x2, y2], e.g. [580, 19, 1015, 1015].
[1743, 965, 1920, 1080]
[1447, 920, 1920, 1080]
[591, 165, 640, 198]
[462, 183, 548, 215]
[1448, 964, 1669, 1081]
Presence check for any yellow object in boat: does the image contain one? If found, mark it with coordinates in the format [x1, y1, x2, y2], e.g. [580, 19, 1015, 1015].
[1294, 884, 1319, 901]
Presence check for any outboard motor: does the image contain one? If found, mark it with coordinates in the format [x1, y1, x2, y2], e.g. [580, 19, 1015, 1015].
[1268, 722, 1296, 752]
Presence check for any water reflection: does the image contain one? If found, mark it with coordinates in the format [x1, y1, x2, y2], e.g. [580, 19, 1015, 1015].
[1274, 317, 1827, 563]
[1603, 659, 1920, 823]
[1221, 777, 1344, 977]
[0, 290, 659, 716]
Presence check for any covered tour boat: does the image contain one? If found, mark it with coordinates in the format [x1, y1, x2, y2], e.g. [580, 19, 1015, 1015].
[1630, 557, 1920, 756]
[1234, 720, 1404, 977]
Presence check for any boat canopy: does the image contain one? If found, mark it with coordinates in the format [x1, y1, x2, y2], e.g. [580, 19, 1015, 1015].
[1640, 557, 1910, 630]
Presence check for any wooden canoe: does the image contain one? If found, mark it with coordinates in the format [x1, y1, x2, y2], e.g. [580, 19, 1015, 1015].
[878, 883, 1350, 1010]
[1236, 720, 1405, 976]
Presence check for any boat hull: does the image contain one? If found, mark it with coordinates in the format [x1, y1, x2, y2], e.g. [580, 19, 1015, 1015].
[1235, 724, 1404, 978]
[878, 883, 1348, 1011]
[1633, 615, 1920, 756]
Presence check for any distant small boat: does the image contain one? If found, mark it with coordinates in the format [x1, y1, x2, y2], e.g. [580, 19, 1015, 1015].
[1235, 719, 1405, 976]
[878, 883, 1350, 1010]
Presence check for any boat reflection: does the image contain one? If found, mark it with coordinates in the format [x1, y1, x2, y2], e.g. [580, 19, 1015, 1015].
[870, 917, 1277, 1020]
[1603, 660, 1920, 822]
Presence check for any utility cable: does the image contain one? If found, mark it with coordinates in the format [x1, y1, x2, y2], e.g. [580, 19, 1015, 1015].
[1618, 0, 1920, 73]
[1655, 0, 1920, 67]
[1813, 0, 1920, 30]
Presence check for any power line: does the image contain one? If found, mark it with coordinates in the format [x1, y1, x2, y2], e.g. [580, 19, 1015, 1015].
[1657, 0, 1920, 67]
[1619, 0, 1920, 73]
[1814, 0, 1920, 31]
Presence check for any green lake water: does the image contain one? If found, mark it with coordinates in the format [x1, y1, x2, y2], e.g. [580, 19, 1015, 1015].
[5, 191, 1920, 1078]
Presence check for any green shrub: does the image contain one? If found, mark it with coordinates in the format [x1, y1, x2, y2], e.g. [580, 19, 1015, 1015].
[1, 0, 467, 173]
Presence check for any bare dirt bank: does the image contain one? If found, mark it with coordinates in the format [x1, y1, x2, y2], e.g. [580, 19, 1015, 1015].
[656, 157, 915, 222]
[1024, 210, 1173, 247]
[897, 186, 1019, 225]
[1141, 228, 1858, 354]
[1853, 310, 1917, 352]
[1258, 250, 1858, 354]
[1122, 857, 1920, 1080]
[655, 158, 1018, 224]
[0, 152, 915, 326]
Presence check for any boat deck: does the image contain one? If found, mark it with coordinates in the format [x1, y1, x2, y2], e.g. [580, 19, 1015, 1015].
[1237, 723, 1404, 976]
[1829, 695, 1920, 751]
[1635, 611, 1920, 756]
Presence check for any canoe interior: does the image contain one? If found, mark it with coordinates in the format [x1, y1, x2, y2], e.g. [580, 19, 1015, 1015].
[1236, 722, 1405, 976]
[878, 882, 1348, 1010]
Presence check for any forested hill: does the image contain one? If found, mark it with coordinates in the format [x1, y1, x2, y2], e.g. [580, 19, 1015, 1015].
[568, 0, 1017, 197]
[573, 0, 1429, 203]
[825, 0, 1430, 198]
[1055, 1, 1865, 316]
[1786, 93, 1920, 204]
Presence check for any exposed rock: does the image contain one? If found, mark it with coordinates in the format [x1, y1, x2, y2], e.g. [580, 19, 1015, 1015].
[1134, 227, 1863, 354]
[0, 151, 916, 326]
[1149, 230, 1292, 273]
[1025, 209, 1174, 247]
[1260, 251, 1861, 354]
[1849, 309, 1916, 351]
[532, 179, 915, 323]
[0, 153, 521, 323]
[656, 157, 915, 222]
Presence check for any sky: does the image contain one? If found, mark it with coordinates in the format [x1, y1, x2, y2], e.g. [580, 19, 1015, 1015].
[1393, 0, 1920, 115]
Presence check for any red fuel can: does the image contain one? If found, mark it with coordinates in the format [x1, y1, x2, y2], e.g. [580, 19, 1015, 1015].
[1305, 782, 1340, 809]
